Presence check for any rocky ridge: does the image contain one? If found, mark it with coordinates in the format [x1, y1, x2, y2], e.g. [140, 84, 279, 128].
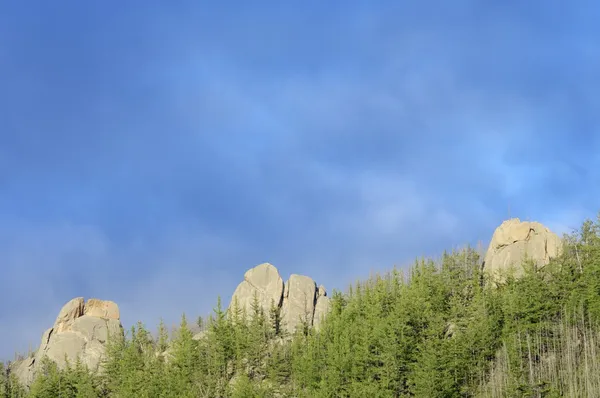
[228, 263, 331, 333]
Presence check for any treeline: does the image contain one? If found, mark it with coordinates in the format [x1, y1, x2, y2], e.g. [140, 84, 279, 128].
[2, 216, 600, 397]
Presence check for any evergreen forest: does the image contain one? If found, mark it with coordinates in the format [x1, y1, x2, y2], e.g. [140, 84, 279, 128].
[2, 215, 600, 397]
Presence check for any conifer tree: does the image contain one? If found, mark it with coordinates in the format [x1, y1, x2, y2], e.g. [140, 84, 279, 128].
[1, 363, 26, 398]
[28, 356, 69, 398]
[204, 296, 234, 396]
[167, 314, 200, 397]
[0, 362, 25, 398]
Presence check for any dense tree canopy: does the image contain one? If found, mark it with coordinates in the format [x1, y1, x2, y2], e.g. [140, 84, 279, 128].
[3, 215, 600, 397]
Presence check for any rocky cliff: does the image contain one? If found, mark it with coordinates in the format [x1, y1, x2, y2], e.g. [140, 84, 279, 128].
[11, 297, 123, 387]
[482, 218, 563, 283]
[229, 263, 331, 333]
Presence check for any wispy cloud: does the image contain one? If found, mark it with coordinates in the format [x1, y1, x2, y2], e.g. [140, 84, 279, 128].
[0, 1, 598, 358]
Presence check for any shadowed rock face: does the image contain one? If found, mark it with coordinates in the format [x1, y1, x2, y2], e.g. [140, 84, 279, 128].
[229, 263, 331, 334]
[11, 297, 124, 387]
[483, 218, 563, 283]
[313, 285, 330, 331]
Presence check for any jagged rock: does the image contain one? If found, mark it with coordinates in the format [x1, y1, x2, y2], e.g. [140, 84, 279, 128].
[229, 263, 285, 316]
[84, 298, 120, 320]
[12, 297, 124, 387]
[483, 218, 562, 283]
[53, 297, 85, 333]
[317, 285, 327, 298]
[281, 274, 317, 333]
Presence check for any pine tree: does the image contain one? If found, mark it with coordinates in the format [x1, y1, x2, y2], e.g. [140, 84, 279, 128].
[1, 363, 26, 398]
[28, 356, 70, 398]
[228, 372, 271, 398]
[167, 313, 200, 397]
[70, 357, 99, 398]
[204, 296, 235, 396]
[101, 322, 158, 397]
[246, 292, 268, 380]
[0, 362, 6, 397]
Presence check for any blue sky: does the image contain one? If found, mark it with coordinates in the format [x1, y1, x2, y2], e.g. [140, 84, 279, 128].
[1, 1, 599, 359]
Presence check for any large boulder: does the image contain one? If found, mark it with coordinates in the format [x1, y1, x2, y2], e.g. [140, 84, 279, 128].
[228, 263, 331, 334]
[483, 218, 562, 283]
[281, 274, 317, 333]
[229, 263, 285, 317]
[12, 297, 124, 387]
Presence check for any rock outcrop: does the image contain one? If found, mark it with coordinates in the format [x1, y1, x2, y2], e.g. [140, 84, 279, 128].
[229, 263, 331, 334]
[12, 297, 124, 387]
[230, 263, 285, 317]
[281, 274, 318, 333]
[483, 218, 562, 283]
[313, 285, 331, 331]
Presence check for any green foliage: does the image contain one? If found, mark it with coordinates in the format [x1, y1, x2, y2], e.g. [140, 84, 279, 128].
[10, 214, 600, 397]
[166, 314, 201, 397]
[28, 356, 99, 398]
[100, 321, 166, 397]
[228, 373, 272, 398]
[0, 361, 27, 398]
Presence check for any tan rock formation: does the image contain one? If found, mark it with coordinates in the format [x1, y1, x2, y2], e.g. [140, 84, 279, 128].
[228, 263, 331, 334]
[313, 286, 331, 331]
[53, 297, 85, 333]
[229, 263, 285, 317]
[317, 285, 327, 297]
[281, 274, 317, 333]
[12, 297, 124, 387]
[84, 298, 120, 320]
[483, 218, 562, 283]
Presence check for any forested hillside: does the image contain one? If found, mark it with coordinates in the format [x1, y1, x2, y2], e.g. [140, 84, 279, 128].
[2, 215, 600, 397]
